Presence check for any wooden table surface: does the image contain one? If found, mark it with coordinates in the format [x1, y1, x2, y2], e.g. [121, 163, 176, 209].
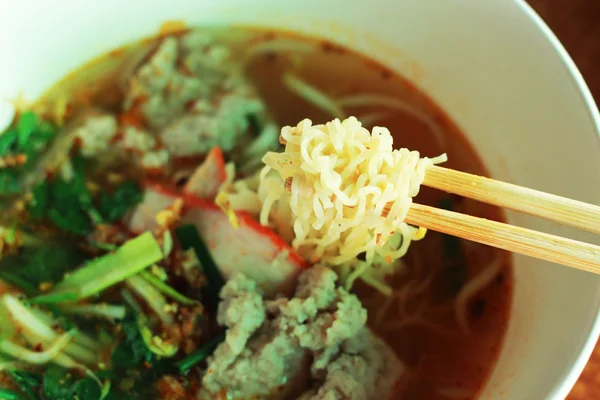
[526, 1, 600, 398]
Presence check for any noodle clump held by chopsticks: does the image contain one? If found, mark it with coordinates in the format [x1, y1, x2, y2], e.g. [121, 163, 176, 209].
[259, 117, 447, 271]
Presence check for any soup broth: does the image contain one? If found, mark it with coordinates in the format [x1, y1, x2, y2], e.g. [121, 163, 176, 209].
[2, 26, 512, 400]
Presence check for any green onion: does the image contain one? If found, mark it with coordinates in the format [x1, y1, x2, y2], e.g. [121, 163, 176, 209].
[62, 303, 126, 321]
[138, 271, 197, 306]
[32, 232, 163, 303]
[175, 225, 224, 310]
[0, 388, 28, 400]
[175, 331, 226, 373]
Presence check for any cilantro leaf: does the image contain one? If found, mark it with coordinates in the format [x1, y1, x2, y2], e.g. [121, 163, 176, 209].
[9, 370, 42, 400]
[29, 156, 96, 236]
[73, 378, 102, 400]
[0, 171, 22, 194]
[111, 312, 154, 369]
[0, 129, 18, 155]
[28, 180, 49, 219]
[0, 111, 57, 197]
[48, 206, 93, 236]
[43, 365, 77, 400]
[0, 388, 29, 400]
[17, 111, 38, 148]
[98, 180, 143, 223]
[0, 241, 86, 287]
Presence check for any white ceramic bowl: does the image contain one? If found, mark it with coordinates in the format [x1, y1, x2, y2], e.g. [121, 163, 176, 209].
[1, 1, 599, 399]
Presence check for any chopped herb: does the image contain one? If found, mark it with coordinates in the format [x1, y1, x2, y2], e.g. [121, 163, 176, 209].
[0, 388, 28, 400]
[111, 312, 154, 369]
[0, 241, 86, 288]
[0, 111, 57, 197]
[47, 207, 93, 236]
[175, 225, 224, 311]
[16, 112, 38, 148]
[175, 331, 225, 373]
[43, 365, 77, 400]
[8, 370, 42, 400]
[0, 171, 21, 195]
[97, 180, 143, 223]
[73, 378, 102, 400]
[28, 157, 142, 234]
[32, 156, 97, 235]
[32, 232, 163, 303]
[28, 180, 48, 219]
[0, 129, 18, 155]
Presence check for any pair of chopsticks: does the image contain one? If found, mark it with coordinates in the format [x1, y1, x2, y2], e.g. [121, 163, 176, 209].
[405, 165, 600, 273]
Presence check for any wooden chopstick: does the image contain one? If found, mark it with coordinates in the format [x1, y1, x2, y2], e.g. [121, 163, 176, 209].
[423, 165, 600, 235]
[405, 203, 600, 274]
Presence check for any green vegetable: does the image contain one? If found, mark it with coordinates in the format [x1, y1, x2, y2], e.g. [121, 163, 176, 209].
[0, 241, 86, 288]
[111, 312, 154, 369]
[0, 388, 28, 400]
[175, 225, 224, 311]
[176, 331, 225, 373]
[0, 111, 57, 197]
[8, 370, 42, 400]
[17, 112, 38, 148]
[32, 232, 163, 303]
[0, 129, 18, 155]
[73, 378, 102, 400]
[31, 156, 96, 235]
[0, 172, 21, 195]
[28, 180, 48, 219]
[41, 365, 108, 400]
[43, 365, 77, 400]
[97, 181, 143, 223]
[29, 157, 143, 234]
[138, 271, 197, 306]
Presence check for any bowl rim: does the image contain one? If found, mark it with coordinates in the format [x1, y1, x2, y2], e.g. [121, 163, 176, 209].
[516, 1, 600, 398]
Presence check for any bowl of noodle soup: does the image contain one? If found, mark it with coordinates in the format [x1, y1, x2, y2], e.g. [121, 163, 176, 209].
[0, 1, 599, 399]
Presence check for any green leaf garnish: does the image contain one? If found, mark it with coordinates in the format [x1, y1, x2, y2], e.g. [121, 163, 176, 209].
[97, 180, 143, 223]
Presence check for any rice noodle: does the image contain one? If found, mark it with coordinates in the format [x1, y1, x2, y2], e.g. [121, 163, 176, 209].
[259, 117, 446, 286]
